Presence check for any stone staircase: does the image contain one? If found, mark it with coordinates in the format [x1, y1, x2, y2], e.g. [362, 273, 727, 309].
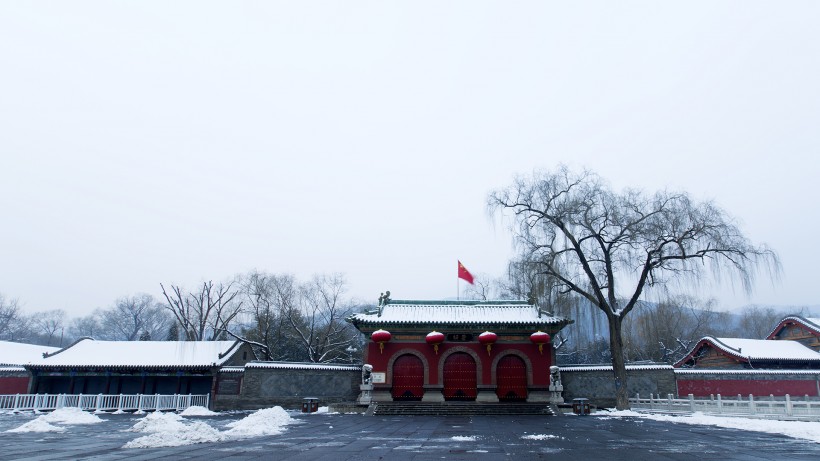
[369, 402, 557, 416]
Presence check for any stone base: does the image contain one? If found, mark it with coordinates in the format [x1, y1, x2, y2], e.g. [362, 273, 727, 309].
[422, 386, 444, 402]
[527, 390, 551, 403]
[476, 389, 499, 403]
[357, 384, 373, 405]
[371, 389, 393, 402]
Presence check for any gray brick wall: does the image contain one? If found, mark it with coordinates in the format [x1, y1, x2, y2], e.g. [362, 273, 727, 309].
[213, 367, 360, 410]
[561, 368, 677, 408]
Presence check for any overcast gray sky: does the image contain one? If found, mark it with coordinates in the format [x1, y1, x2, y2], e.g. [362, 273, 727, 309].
[1, 1, 818, 316]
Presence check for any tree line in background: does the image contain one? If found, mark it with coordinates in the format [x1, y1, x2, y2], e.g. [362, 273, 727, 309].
[0, 271, 364, 364]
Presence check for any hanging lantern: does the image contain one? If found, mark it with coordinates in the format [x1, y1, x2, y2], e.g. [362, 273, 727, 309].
[530, 331, 551, 355]
[371, 329, 392, 354]
[426, 331, 445, 354]
[479, 331, 498, 356]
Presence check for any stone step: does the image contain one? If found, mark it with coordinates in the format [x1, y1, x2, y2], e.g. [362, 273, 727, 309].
[371, 402, 556, 416]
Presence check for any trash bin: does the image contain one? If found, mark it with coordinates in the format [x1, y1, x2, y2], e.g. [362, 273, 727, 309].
[302, 397, 319, 413]
[572, 398, 590, 415]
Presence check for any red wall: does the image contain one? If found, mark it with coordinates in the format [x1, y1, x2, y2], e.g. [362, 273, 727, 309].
[677, 379, 818, 397]
[0, 377, 31, 394]
[366, 340, 551, 387]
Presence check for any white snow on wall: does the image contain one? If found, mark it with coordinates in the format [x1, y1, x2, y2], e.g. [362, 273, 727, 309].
[245, 362, 360, 371]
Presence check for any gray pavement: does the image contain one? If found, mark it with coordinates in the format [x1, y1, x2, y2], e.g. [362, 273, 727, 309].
[2, 411, 820, 460]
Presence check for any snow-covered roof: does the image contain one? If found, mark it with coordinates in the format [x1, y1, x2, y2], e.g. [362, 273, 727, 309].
[707, 337, 820, 361]
[0, 340, 59, 366]
[675, 336, 820, 367]
[675, 369, 820, 376]
[766, 316, 820, 339]
[219, 366, 245, 373]
[347, 299, 569, 328]
[29, 338, 243, 370]
[0, 366, 27, 373]
[559, 364, 674, 372]
[245, 361, 361, 371]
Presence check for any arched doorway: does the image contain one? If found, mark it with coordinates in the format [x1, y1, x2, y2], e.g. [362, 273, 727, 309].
[392, 354, 424, 401]
[443, 352, 477, 401]
[496, 355, 528, 401]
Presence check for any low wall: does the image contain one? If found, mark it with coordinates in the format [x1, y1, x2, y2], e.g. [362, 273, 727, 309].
[0, 367, 30, 394]
[675, 370, 820, 397]
[560, 365, 676, 408]
[213, 362, 361, 411]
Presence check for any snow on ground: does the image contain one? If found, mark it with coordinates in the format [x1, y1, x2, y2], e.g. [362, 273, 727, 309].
[39, 407, 103, 425]
[451, 435, 477, 442]
[6, 408, 102, 433]
[124, 406, 294, 448]
[601, 410, 820, 444]
[6, 418, 66, 433]
[522, 434, 561, 440]
[124, 412, 222, 448]
[224, 406, 293, 438]
[179, 405, 218, 416]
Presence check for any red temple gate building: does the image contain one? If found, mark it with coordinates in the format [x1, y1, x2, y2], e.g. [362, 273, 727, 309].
[347, 298, 571, 403]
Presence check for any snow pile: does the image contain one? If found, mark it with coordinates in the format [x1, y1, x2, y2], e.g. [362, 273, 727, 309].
[451, 435, 477, 442]
[224, 406, 293, 439]
[179, 406, 218, 416]
[7, 418, 66, 433]
[603, 410, 820, 444]
[124, 412, 222, 448]
[124, 407, 294, 448]
[6, 408, 101, 433]
[39, 407, 103, 425]
[522, 434, 561, 440]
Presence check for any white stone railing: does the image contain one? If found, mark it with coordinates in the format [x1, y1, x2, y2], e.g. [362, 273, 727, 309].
[630, 393, 820, 421]
[0, 393, 209, 412]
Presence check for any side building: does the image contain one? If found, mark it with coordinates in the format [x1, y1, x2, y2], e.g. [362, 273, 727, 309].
[26, 338, 254, 398]
[347, 298, 571, 403]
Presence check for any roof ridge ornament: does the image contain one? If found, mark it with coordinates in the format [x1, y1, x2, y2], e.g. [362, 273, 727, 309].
[377, 290, 391, 316]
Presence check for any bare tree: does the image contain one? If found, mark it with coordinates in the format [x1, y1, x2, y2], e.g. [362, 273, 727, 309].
[489, 166, 779, 409]
[160, 280, 243, 341]
[233, 271, 303, 360]
[735, 305, 786, 339]
[289, 274, 360, 363]
[96, 294, 170, 341]
[33, 309, 67, 347]
[67, 313, 101, 340]
[0, 294, 32, 341]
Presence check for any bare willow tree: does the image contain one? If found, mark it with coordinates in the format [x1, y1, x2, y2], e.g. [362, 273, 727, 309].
[160, 280, 243, 341]
[489, 166, 780, 409]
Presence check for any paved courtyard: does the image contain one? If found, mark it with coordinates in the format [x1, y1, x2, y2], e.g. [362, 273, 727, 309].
[3, 411, 820, 460]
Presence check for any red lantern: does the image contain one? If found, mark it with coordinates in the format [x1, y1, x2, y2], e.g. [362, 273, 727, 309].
[479, 331, 497, 356]
[530, 331, 550, 355]
[371, 329, 392, 354]
[426, 331, 445, 354]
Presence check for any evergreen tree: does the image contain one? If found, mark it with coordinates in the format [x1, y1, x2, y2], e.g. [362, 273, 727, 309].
[139, 330, 151, 341]
[166, 323, 179, 341]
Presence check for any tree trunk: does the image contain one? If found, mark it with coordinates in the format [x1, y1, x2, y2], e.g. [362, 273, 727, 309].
[607, 315, 630, 410]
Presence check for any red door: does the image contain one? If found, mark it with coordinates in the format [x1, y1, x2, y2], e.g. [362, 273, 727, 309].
[443, 352, 477, 401]
[496, 355, 528, 401]
[392, 354, 424, 401]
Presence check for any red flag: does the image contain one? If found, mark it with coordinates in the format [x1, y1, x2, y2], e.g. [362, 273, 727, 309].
[458, 260, 474, 285]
